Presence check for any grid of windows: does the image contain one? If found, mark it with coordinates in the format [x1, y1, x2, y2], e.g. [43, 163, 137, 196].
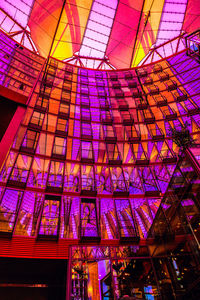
[0, 30, 200, 242]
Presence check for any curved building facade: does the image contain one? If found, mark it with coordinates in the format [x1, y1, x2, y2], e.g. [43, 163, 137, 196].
[0, 6, 200, 299]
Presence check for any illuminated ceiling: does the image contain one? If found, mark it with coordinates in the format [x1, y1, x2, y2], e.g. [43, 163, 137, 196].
[0, 0, 200, 68]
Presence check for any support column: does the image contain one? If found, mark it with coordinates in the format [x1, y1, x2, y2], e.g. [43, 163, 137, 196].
[0, 105, 26, 169]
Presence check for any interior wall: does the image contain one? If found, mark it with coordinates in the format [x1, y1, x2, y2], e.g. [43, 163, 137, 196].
[0, 258, 67, 300]
[0, 96, 18, 141]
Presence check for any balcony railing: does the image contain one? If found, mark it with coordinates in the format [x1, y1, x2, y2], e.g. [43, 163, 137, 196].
[118, 220, 140, 242]
[163, 107, 177, 120]
[153, 64, 162, 73]
[8, 167, 28, 187]
[150, 128, 165, 140]
[79, 225, 100, 242]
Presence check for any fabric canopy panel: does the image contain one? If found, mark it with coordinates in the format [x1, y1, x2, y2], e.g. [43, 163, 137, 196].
[183, 0, 200, 33]
[27, 0, 165, 67]
[131, 0, 165, 67]
[1, 0, 200, 67]
[106, 0, 144, 69]
[1, 0, 34, 28]
[28, 0, 64, 57]
[50, 0, 93, 60]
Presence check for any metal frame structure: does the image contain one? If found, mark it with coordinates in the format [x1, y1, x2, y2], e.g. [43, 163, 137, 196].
[0, 28, 200, 299]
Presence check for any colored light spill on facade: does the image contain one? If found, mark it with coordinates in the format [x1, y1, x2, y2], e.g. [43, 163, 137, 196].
[1, 0, 34, 28]
[79, 0, 118, 60]
[1, 0, 200, 68]
[0, 0, 37, 52]
[0, 6, 200, 296]
[129, 0, 165, 67]
[0, 28, 200, 243]
[155, 0, 188, 46]
[50, 0, 93, 61]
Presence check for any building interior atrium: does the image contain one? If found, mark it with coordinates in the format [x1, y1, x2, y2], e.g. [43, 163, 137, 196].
[0, 0, 200, 299]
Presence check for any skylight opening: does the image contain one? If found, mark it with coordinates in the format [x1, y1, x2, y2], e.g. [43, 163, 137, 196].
[156, 0, 187, 45]
[79, 0, 118, 61]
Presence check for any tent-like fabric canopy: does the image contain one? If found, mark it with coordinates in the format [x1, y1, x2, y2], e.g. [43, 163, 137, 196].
[0, 0, 200, 68]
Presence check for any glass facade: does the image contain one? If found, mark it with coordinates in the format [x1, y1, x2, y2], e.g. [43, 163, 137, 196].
[0, 27, 200, 299]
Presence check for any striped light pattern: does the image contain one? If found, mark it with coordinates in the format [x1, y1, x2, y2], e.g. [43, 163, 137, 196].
[156, 0, 188, 45]
[79, 0, 118, 64]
